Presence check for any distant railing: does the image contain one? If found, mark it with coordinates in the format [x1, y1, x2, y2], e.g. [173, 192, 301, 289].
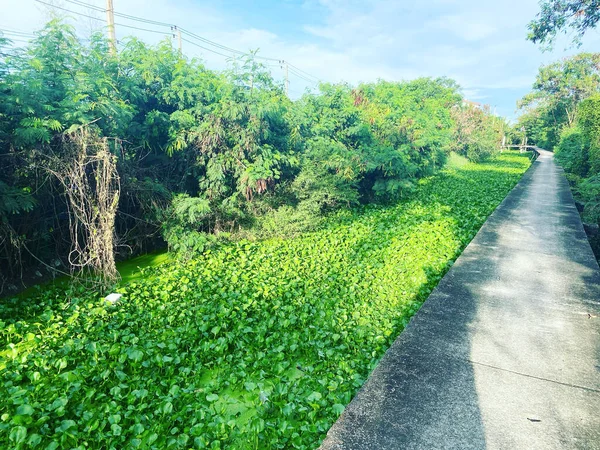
[502, 145, 538, 153]
[501, 145, 542, 159]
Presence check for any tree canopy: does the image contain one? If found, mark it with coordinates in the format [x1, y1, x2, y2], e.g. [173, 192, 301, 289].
[528, 0, 600, 47]
[517, 53, 600, 149]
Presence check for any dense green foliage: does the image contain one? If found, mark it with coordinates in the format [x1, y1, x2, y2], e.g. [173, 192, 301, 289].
[0, 18, 522, 446]
[0, 21, 506, 288]
[0, 153, 531, 449]
[577, 94, 600, 176]
[528, 0, 600, 48]
[556, 95, 600, 227]
[555, 94, 600, 180]
[517, 53, 600, 150]
[451, 104, 505, 161]
[555, 125, 588, 176]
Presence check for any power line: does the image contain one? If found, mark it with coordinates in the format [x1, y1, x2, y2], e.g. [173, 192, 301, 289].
[62, 1, 274, 61]
[180, 37, 232, 59]
[288, 67, 315, 82]
[34, 0, 104, 22]
[114, 21, 172, 36]
[180, 29, 246, 57]
[52, 0, 309, 70]
[114, 12, 173, 28]
[180, 28, 282, 63]
[63, 0, 105, 14]
[34, 0, 256, 55]
[55, 1, 258, 57]
[64, 0, 174, 28]
[0, 24, 34, 32]
[32, 0, 322, 90]
[33, 0, 171, 36]
[0, 28, 36, 38]
[0, 34, 35, 42]
[288, 66, 319, 85]
[1, 32, 35, 38]
[3, 38, 32, 44]
[288, 62, 321, 82]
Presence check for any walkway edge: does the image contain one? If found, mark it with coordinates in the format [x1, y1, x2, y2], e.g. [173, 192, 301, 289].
[319, 150, 600, 450]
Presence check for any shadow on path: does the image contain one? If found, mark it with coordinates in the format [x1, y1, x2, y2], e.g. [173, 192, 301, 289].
[320, 150, 600, 449]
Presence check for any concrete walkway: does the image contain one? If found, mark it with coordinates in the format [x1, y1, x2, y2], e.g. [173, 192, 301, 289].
[320, 150, 600, 450]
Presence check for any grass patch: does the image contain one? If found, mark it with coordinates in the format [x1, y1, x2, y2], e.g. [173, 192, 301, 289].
[0, 152, 531, 449]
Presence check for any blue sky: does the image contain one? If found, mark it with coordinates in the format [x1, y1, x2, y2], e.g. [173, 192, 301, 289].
[2, 0, 600, 120]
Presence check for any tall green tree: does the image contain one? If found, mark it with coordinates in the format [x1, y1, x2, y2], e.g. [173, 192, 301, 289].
[518, 53, 600, 149]
[528, 0, 600, 47]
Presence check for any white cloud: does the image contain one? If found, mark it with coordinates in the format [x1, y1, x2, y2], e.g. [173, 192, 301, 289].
[426, 14, 497, 41]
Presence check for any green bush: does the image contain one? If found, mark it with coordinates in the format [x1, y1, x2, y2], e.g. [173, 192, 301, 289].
[163, 227, 224, 260]
[463, 130, 498, 162]
[555, 126, 589, 177]
[556, 96, 600, 239]
[162, 194, 227, 259]
[291, 138, 362, 214]
[578, 174, 600, 224]
[256, 204, 322, 238]
[451, 106, 502, 162]
[1, 22, 473, 279]
[578, 95, 600, 176]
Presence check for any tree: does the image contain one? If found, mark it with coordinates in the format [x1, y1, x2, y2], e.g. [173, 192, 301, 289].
[451, 104, 504, 161]
[528, 0, 600, 48]
[518, 53, 600, 149]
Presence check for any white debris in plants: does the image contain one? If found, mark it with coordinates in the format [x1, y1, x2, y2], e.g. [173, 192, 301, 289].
[104, 293, 122, 304]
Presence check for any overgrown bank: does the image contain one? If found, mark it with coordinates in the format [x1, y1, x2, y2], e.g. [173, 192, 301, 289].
[554, 95, 600, 258]
[1, 21, 508, 290]
[0, 152, 531, 449]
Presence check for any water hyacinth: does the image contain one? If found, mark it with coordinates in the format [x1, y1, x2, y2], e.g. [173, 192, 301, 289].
[0, 153, 531, 449]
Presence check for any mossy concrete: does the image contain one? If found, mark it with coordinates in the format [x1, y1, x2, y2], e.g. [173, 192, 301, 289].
[320, 150, 600, 450]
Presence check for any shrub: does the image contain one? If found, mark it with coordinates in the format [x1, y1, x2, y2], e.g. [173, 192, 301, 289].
[291, 137, 362, 214]
[578, 174, 600, 224]
[578, 95, 600, 176]
[555, 125, 589, 177]
[162, 194, 221, 259]
[163, 226, 223, 260]
[256, 204, 322, 238]
[451, 105, 501, 162]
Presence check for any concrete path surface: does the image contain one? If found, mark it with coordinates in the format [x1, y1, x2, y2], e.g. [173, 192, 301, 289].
[320, 150, 600, 450]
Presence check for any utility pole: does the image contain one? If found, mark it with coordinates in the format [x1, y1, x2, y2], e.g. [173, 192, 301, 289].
[106, 0, 117, 56]
[280, 60, 289, 96]
[171, 25, 182, 54]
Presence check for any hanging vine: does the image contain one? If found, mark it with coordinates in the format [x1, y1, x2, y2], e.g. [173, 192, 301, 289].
[45, 127, 121, 286]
